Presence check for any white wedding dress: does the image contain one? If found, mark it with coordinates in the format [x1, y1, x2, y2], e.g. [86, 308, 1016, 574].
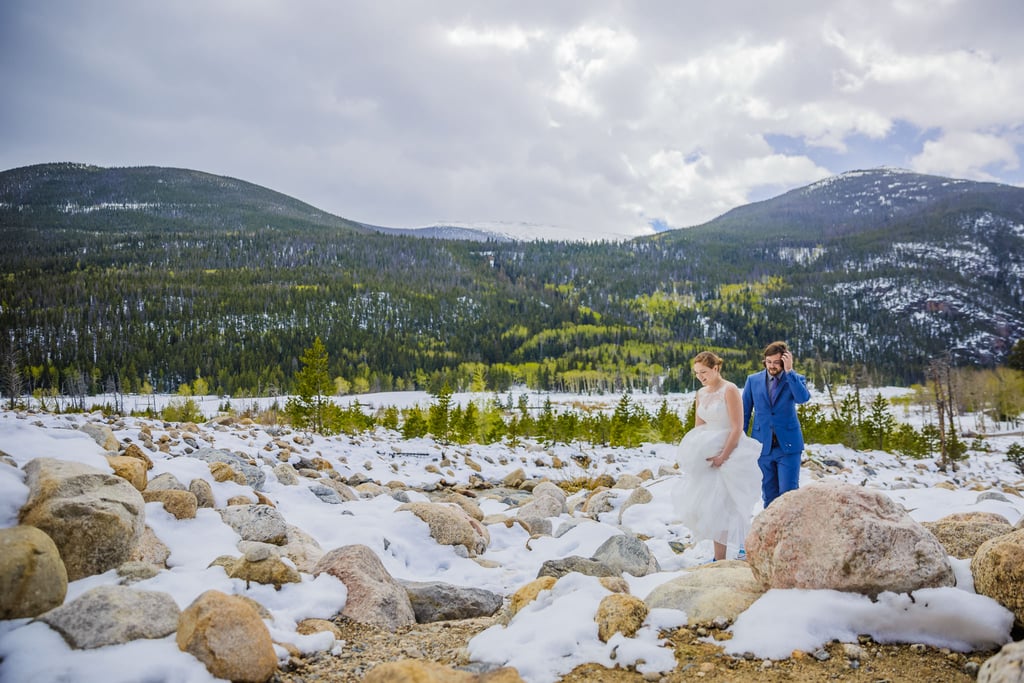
[672, 382, 762, 550]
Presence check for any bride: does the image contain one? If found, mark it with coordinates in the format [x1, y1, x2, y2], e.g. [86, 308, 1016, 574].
[673, 351, 762, 562]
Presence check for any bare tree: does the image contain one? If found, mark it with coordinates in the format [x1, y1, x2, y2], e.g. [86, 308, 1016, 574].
[104, 373, 123, 414]
[1, 346, 24, 409]
[64, 372, 88, 412]
[929, 357, 948, 470]
[929, 354, 963, 472]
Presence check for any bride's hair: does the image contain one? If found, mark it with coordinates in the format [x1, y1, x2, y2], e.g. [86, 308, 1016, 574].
[692, 351, 723, 370]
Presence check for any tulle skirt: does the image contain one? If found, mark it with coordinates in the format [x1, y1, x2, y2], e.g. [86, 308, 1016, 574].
[672, 425, 763, 548]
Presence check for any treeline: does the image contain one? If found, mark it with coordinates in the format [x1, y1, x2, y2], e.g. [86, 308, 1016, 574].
[150, 374, 1023, 470]
[131, 340, 1024, 472]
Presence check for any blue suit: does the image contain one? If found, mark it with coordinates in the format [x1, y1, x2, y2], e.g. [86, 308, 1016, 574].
[742, 369, 811, 507]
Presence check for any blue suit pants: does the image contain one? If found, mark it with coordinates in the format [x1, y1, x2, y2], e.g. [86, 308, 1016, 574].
[758, 446, 800, 507]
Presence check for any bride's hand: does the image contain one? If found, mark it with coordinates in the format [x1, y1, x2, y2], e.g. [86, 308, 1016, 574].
[707, 452, 727, 468]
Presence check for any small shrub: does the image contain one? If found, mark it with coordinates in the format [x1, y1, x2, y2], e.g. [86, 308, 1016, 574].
[1007, 442, 1024, 475]
[162, 397, 203, 423]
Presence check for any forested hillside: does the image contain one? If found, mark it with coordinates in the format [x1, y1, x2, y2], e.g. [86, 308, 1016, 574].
[2, 163, 1022, 399]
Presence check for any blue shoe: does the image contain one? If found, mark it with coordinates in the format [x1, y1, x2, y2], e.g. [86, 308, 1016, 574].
[736, 547, 747, 561]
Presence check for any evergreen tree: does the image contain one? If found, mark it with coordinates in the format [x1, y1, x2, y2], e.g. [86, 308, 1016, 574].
[861, 393, 896, 451]
[380, 405, 400, 431]
[456, 402, 479, 443]
[401, 407, 428, 438]
[654, 400, 684, 443]
[286, 337, 333, 433]
[610, 394, 636, 447]
[1008, 339, 1024, 372]
[536, 397, 555, 442]
[428, 382, 454, 443]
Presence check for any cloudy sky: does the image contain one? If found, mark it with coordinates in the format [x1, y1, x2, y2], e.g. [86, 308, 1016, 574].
[2, 1, 1023, 240]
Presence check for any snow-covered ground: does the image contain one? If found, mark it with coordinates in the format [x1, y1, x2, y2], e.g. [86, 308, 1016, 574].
[1, 386, 1022, 682]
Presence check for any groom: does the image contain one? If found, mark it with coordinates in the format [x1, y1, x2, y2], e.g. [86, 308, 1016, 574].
[742, 341, 811, 507]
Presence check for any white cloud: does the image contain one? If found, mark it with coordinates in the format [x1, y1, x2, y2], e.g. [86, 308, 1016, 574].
[2, 1, 1023, 238]
[912, 130, 1021, 179]
[551, 25, 638, 115]
[446, 24, 544, 51]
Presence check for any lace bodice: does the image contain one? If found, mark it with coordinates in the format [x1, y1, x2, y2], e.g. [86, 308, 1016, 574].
[696, 382, 733, 428]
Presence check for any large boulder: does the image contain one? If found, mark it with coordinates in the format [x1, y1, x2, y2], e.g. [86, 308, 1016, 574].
[18, 458, 146, 581]
[972, 528, 1024, 628]
[397, 502, 490, 557]
[644, 561, 763, 626]
[746, 482, 955, 597]
[313, 544, 416, 631]
[0, 525, 68, 619]
[176, 590, 277, 683]
[37, 585, 179, 649]
[922, 512, 1014, 559]
[400, 580, 503, 623]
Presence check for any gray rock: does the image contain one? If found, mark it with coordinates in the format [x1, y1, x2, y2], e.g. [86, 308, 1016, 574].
[38, 585, 179, 649]
[218, 504, 288, 545]
[273, 463, 299, 486]
[537, 556, 619, 579]
[517, 494, 564, 522]
[146, 472, 186, 491]
[116, 561, 162, 584]
[400, 580, 503, 622]
[79, 422, 119, 451]
[592, 533, 661, 577]
[309, 484, 349, 504]
[531, 481, 567, 507]
[188, 478, 215, 508]
[190, 448, 266, 491]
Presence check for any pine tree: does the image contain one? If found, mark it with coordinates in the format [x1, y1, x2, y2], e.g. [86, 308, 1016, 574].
[286, 337, 333, 433]
[861, 393, 896, 451]
[428, 382, 454, 443]
[654, 400, 684, 443]
[1008, 339, 1024, 372]
[610, 394, 634, 447]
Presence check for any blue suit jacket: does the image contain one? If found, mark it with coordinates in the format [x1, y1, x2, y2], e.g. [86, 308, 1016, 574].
[742, 369, 811, 456]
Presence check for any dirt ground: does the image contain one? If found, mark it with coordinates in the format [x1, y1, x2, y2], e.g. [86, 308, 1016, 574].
[274, 614, 1006, 683]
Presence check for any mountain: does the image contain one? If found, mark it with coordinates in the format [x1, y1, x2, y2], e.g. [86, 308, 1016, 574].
[0, 162, 370, 235]
[1, 162, 1021, 397]
[359, 222, 512, 242]
[673, 167, 1024, 241]
[650, 167, 1024, 368]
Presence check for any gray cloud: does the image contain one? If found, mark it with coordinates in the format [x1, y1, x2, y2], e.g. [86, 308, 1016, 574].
[2, 0, 1022, 239]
